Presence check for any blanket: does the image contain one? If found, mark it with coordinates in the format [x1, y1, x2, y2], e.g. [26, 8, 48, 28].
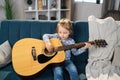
[86, 15, 120, 80]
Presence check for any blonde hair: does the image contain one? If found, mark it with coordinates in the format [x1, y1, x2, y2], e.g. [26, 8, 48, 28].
[56, 18, 73, 37]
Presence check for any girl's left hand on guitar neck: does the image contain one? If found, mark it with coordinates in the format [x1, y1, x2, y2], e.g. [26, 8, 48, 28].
[82, 42, 91, 50]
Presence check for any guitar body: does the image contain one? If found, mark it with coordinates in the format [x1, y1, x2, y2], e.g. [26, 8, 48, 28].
[12, 38, 107, 77]
[12, 38, 65, 77]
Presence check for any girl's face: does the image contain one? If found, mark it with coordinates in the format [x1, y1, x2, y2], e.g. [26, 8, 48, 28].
[58, 26, 70, 41]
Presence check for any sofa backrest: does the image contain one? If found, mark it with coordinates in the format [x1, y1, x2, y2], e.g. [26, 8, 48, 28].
[0, 20, 58, 46]
[0, 20, 89, 47]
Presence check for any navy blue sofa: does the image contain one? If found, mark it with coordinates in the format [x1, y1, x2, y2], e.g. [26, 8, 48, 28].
[0, 20, 89, 80]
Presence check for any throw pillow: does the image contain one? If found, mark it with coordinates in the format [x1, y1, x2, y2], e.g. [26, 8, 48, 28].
[0, 40, 12, 68]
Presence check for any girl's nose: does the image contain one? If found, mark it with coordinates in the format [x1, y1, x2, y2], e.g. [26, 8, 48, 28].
[61, 33, 64, 36]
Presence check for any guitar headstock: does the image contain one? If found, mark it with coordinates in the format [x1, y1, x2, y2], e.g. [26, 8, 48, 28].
[93, 39, 108, 47]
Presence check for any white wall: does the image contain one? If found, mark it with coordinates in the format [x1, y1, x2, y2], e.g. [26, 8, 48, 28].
[114, 0, 120, 10]
[74, 2, 102, 21]
[10, 0, 25, 19]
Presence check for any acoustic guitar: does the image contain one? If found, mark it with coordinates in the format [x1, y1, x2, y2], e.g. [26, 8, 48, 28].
[12, 38, 107, 77]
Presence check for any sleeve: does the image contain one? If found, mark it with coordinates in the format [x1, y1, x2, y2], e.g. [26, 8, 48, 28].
[70, 39, 86, 56]
[42, 33, 58, 43]
[72, 48, 86, 56]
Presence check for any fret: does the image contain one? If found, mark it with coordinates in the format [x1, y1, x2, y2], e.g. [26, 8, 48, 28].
[54, 41, 94, 52]
[54, 39, 107, 52]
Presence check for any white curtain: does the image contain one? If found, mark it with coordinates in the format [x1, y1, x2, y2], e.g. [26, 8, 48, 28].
[0, 0, 6, 21]
[101, 0, 117, 17]
[10, 0, 25, 19]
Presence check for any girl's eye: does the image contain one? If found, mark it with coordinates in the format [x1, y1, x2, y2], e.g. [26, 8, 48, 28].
[59, 32, 61, 33]
[64, 32, 68, 34]
[63, 32, 66, 34]
[58, 31, 68, 34]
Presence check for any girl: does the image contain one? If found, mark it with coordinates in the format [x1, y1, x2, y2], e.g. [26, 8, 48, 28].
[43, 19, 91, 80]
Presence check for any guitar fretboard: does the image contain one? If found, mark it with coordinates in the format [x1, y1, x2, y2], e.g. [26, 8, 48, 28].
[54, 41, 94, 52]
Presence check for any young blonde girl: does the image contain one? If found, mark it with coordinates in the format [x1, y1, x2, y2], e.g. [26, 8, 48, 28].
[43, 19, 91, 80]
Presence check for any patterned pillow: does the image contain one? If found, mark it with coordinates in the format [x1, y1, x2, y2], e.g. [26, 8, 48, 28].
[0, 40, 12, 68]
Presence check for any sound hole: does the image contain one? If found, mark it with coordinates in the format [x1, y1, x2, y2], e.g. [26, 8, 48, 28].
[37, 52, 57, 63]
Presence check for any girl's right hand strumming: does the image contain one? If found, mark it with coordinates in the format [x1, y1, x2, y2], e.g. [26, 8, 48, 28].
[45, 42, 54, 53]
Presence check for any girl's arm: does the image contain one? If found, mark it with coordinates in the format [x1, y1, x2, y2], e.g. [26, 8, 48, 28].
[43, 33, 58, 42]
[42, 33, 58, 53]
[71, 48, 86, 56]
[71, 40, 91, 56]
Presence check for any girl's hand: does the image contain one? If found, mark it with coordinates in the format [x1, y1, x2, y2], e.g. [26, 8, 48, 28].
[82, 42, 91, 49]
[45, 42, 54, 53]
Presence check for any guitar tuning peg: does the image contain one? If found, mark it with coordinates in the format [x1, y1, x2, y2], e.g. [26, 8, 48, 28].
[105, 42, 108, 45]
[94, 39, 108, 48]
[102, 40, 108, 47]
[103, 40, 108, 45]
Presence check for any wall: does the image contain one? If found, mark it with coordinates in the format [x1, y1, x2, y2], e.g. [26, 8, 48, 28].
[0, 0, 6, 21]
[10, 0, 25, 19]
[73, 2, 102, 21]
[114, 0, 120, 10]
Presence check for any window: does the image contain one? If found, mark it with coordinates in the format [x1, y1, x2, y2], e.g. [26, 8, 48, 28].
[75, 0, 103, 3]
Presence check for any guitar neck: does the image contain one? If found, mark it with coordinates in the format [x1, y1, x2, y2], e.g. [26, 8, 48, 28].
[54, 41, 94, 52]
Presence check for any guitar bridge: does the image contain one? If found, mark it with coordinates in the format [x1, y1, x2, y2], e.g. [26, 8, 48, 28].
[31, 46, 37, 60]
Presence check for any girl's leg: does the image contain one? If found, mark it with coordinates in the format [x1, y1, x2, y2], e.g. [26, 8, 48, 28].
[65, 60, 79, 80]
[53, 66, 63, 80]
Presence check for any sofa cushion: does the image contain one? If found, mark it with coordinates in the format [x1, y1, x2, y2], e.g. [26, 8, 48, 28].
[0, 40, 12, 68]
[73, 22, 89, 62]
